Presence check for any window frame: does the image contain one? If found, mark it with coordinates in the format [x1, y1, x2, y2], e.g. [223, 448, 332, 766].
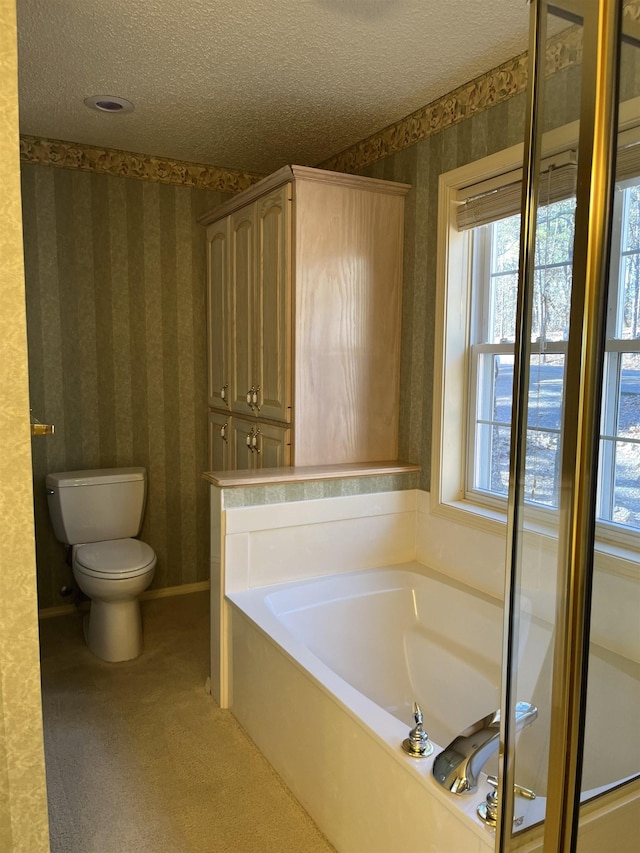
[432, 103, 640, 560]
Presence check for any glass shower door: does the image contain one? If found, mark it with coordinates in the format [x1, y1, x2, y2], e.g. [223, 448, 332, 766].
[497, 2, 640, 851]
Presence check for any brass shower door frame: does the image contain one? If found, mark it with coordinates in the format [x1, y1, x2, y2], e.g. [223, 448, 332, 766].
[497, 2, 623, 851]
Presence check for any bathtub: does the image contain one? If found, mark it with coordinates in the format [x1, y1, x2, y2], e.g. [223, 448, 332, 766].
[226, 562, 639, 852]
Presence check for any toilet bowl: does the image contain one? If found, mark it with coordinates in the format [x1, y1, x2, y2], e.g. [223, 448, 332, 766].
[72, 539, 156, 662]
[46, 467, 157, 662]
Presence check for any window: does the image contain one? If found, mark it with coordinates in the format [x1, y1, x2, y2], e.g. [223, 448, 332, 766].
[466, 180, 640, 532]
[433, 123, 640, 546]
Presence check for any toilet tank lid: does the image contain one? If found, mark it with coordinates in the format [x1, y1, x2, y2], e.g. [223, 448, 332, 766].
[46, 467, 146, 488]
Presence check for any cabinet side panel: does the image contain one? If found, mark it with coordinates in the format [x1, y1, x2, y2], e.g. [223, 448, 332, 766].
[294, 180, 404, 466]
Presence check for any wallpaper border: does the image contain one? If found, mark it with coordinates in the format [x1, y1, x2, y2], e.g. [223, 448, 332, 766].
[19, 135, 264, 193]
[319, 25, 583, 173]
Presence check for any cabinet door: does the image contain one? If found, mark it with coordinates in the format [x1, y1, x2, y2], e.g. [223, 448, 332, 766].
[208, 410, 233, 472]
[253, 421, 291, 468]
[254, 185, 293, 422]
[230, 205, 257, 417]
[230, 416, 259, 470]
[206, 220, 232, 410]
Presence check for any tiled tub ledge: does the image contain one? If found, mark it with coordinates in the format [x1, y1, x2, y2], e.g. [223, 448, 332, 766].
[202, 460, 420, 488]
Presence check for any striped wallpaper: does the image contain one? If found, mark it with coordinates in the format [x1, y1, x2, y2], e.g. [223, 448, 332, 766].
[21, 164, 229, 608]
[23, 37, 640, 605]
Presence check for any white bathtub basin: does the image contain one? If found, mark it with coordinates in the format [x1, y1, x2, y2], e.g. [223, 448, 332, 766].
[226, 561, 639, 852]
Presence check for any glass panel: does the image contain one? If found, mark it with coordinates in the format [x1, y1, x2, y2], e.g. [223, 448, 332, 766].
[500, 3, 639, 851]
[493, 215, 521, 273]
[475, 422, 511, 496]
[612, 439, 640, 528]
[622, 184, 640, 251]
[498, 4, 576, 844]
[532, 198, 575, 343]
[490, 270, 519, 342]
[598, 352, 640, 530]
[524, 428, 561, 506]
[474, 353, 511, 495]
[617, 352, 640, 439]
[578, 9, 640, 844]
[577, 0, 640, 849]
[619, 253, 640, 338]
[527, 354, 565, 433]
[490, 215, 520, 345]
[472, 353, 566, 506]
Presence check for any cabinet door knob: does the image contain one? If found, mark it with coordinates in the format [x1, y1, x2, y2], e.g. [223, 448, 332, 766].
[221, 384, 229, 405]
[252, 428, 261, 454]
[220, 423, 228, 441]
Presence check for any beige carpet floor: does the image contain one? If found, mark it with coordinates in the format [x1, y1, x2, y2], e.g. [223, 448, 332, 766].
[39, 591, 335, 853]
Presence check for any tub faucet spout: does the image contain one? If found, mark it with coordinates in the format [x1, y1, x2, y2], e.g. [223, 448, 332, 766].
[433, 701, 537, 794]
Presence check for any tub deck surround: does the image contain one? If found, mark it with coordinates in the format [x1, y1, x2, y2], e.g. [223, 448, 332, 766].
[210, 485, 640, 851]
[227, 563, 640, 852]
[202, 460, 421, 488]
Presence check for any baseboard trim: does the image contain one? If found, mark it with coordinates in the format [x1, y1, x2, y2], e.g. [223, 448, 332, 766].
[38, 580, 210, 619]
[38, 604, 76, 619]
[141, 581, 210, 601]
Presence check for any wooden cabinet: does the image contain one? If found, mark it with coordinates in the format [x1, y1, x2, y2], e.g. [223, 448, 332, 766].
[202, 165, 409, 471]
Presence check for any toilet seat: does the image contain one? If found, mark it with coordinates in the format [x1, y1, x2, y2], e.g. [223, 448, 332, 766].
[74, 539, 156, 580]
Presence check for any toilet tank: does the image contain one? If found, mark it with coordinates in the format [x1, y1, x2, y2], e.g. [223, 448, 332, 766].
[45, 467, 147, 545]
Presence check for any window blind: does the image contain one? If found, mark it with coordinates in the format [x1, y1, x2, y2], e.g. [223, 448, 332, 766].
[456, 134, 640, 232]
[456, 151, 577, 231]
[614, 137, 640, 184]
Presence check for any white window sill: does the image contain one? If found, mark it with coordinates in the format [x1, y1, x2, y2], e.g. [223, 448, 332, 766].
[431, 495, 640, 580]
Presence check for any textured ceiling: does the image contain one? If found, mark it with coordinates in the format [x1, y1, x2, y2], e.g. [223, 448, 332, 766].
[16, 0, 531, 175]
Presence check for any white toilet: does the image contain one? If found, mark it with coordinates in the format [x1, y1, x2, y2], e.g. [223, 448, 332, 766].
[46, 467, 157, 662]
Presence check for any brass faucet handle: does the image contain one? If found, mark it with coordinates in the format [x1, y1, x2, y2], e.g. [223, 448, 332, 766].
[486, 774, 537, 800]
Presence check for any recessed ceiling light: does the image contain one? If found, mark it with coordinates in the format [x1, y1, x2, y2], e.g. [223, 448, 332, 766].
[84, 95, 134, 114]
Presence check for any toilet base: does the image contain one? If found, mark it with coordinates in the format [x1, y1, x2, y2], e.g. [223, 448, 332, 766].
[85, 598, 143, 662]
